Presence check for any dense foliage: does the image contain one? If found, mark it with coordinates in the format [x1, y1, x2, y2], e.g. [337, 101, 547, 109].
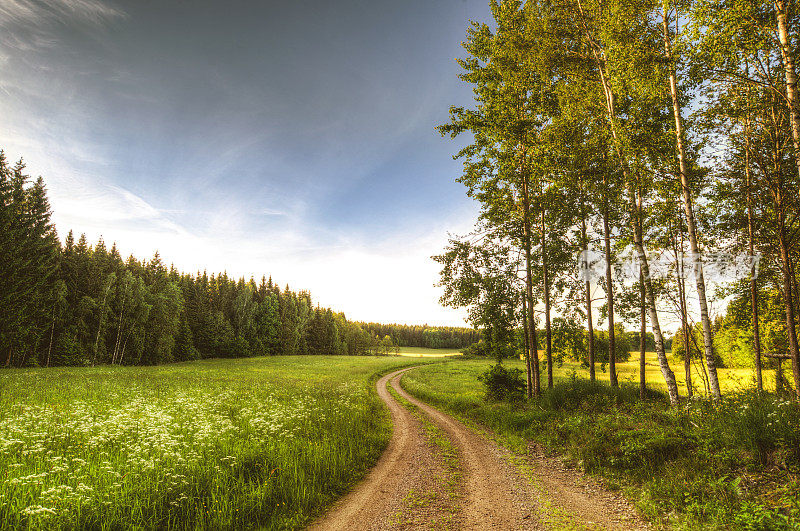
[0, 152, 399, 367]
[477, 363, 526, 401]
[437, 0, 800, 401]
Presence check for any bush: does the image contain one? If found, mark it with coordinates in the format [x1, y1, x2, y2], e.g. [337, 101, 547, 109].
[477, 363, 525, 402]
[461, 340, 487, 358]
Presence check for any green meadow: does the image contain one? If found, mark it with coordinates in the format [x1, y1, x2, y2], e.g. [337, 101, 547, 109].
[0, 356, 425, 530]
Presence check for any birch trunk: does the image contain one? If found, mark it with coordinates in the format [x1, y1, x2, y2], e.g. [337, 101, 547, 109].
[776, 0, 800, 177]
[521, 170, 541, 396]
[775, 0, 800, 399]
[112, 294, 126, 365]
[639, 266, 646, 398]
[745, 109, 763, 392]
[119, 334, 129, 366]
[92, 282, 112, 367]
[47, 306, 55, 368]
[677, 217, 693, 397]
[778, 214, 800, 399]
[662, 3, 721, 398]
[541, 208, 553, 389]
[581, 200, 596, 382]
[523, 295, 533, 398]
[677, 251, 693, 397]
[603, 197, 617, 388]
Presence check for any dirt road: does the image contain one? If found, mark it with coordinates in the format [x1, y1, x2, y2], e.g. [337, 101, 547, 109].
[310, 367, 457, 530]
[311, 366, 648, 530]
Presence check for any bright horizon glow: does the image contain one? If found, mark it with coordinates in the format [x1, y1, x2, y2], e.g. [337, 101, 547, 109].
[0, 142, 478, 327]
[0, 0, 495, 327]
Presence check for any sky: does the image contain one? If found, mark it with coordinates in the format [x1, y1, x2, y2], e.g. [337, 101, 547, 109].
[0, 0, 496, 326]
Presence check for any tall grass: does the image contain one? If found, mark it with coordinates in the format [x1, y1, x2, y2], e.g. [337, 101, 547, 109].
[0, 356, 421, 529]
[402, 360, 800, 529]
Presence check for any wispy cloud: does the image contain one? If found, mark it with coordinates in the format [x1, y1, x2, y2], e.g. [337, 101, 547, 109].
[0, 0, 124, 31]
[0, 1, 122, 61]
[260, 209, 288, 217]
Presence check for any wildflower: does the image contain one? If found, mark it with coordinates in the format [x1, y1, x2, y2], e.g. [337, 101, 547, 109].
[20, 505, 56, 517]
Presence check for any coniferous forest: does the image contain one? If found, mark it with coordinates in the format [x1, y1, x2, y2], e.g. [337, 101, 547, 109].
[357, 322, 479, 349]
[0, 151, 473, 367]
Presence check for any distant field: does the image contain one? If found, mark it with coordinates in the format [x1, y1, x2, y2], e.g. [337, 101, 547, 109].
[396, 346, 463, 358]
[520, 350, 789, 394]
[0, 356, 425, 530]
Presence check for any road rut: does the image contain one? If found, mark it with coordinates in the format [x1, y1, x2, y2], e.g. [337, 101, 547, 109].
[311, 366, 648, 530]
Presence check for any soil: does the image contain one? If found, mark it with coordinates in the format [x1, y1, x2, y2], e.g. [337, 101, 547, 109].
[310, 366, 650, 530]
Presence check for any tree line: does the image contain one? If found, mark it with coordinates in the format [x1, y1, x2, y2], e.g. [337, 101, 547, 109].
[0, 152, 412, 367]
[436, 0, 800, 402]
[357, 322, 480, 349]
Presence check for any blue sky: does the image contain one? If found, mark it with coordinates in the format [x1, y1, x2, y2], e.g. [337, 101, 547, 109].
[0, 0, 494, 325]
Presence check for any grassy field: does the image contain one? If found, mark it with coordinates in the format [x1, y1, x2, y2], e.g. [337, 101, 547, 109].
[520, 351, 791, 395]
[402, 358, 800, 529]
[396, 346, 462, 358]
[0, 356, 426, 530]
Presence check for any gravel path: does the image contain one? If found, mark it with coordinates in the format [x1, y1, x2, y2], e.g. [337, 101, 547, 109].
[310, 366, 650, 530]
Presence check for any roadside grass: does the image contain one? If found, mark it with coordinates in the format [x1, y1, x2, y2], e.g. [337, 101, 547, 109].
[0, 356, 427, 530]
[402, 359, 800, 530]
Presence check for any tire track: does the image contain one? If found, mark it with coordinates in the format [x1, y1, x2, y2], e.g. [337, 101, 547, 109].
[310, 367, 455, 530]
[390, 373, 542, 530]
[311, 365, 648, 530]
[393, 371, 649, 530]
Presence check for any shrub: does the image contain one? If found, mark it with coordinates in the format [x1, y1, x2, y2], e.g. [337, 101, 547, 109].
[477, 363, 525, 402]
[461, 340, 487, 358]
